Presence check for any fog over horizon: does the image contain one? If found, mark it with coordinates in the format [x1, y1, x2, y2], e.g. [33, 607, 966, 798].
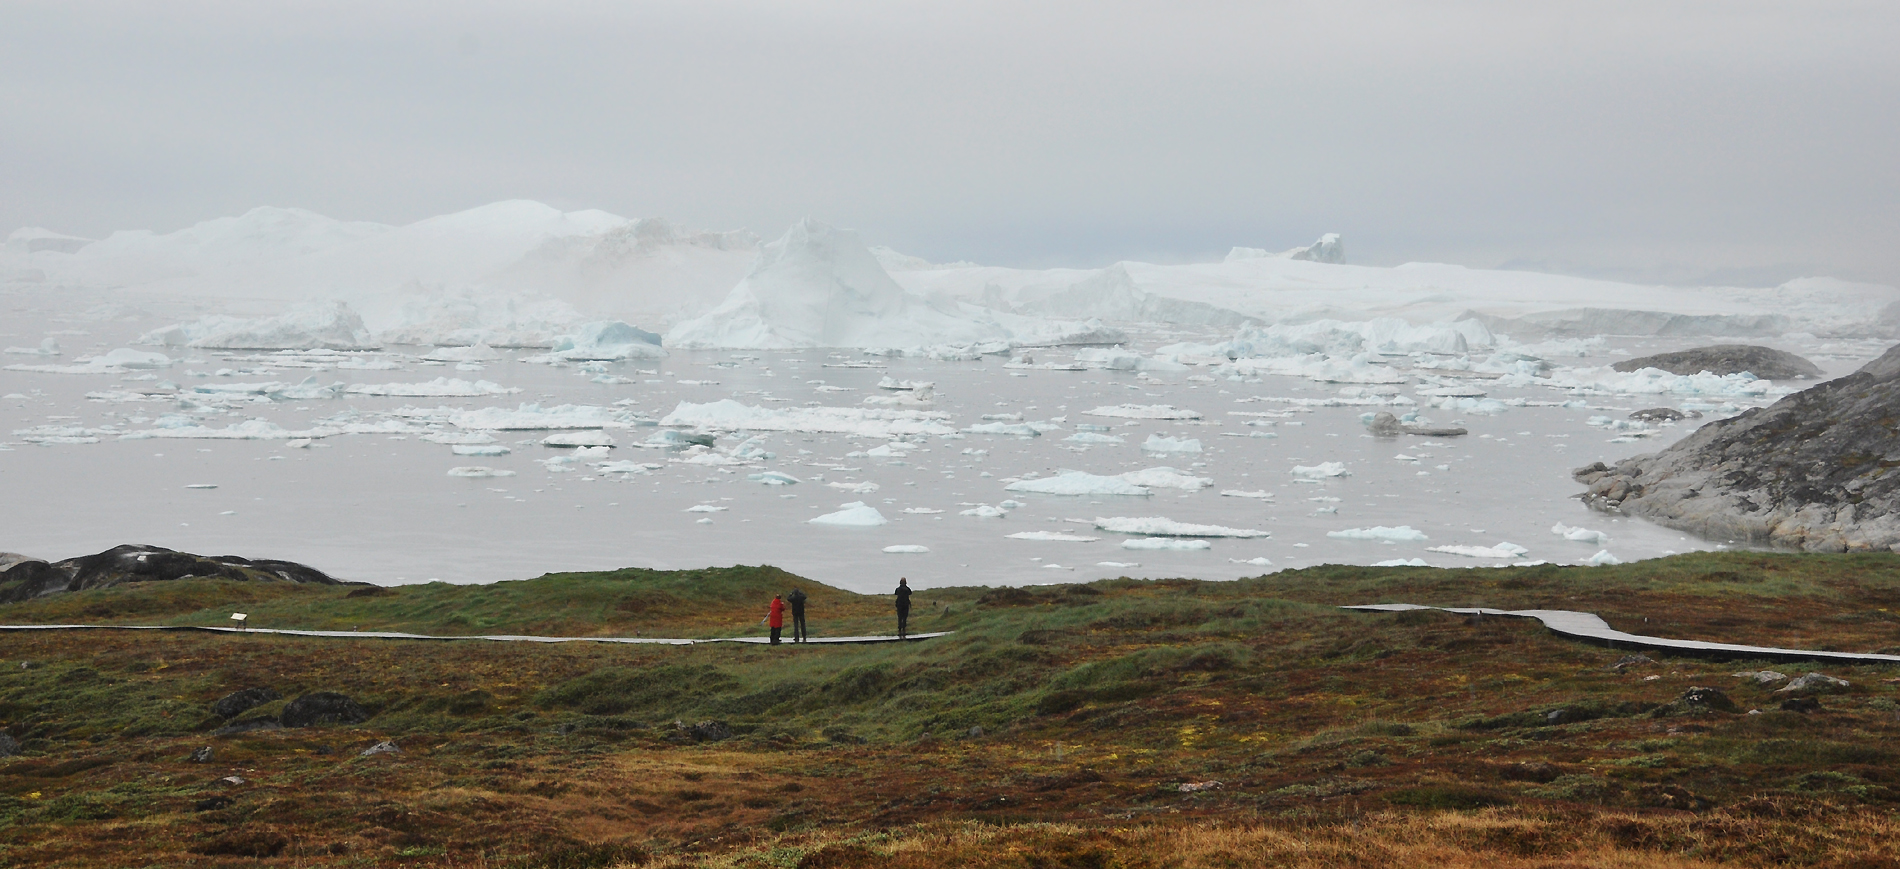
[5, 2, 1898, 286]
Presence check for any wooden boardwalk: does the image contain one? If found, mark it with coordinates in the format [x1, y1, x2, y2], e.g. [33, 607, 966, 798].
[0, 623, 949, 646]
[1344, 604, 1900, 665]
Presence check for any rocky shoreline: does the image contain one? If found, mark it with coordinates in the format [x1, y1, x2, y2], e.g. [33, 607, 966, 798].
[1574, 344, 1900, 551]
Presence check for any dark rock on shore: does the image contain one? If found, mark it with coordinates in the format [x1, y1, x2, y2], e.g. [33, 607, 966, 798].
[1575, 344, 1900, 551]
[1630, 408, 1701, 423]
[0, 544, 348, 604]
[0, 731, 18, 757]
[280, 692, 369, 728]
[212, 687, 282, 720]
[1611, 344, 1823, 379]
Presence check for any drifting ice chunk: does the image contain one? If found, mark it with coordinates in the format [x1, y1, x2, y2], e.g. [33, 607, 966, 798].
[5, 347, 172, 374]
[1220, 490, 1273, 499]
[1063, 431, 1125, 445]
[960, 504, 1011, 518]
[545, 321, 666, 360]
[900, 507, 943, 514]
[685, 505, 728, 512]
[1374, 558, 1430, 567]
[450, 403, 628, 431]
[1119, 467, 1212, 491]
[1229, 557, 1273, 566]
[1551, 523, 1609, 544]
[119, 420, 320, 440]
[2, 338, 60, 356]
[1427, 543, 1530, 559]
[749, 471, 801, 485]
[809, 501, 889, 526]
[1585, 549, 1622, 566]
[876, 377, 934, 390]
[965, 422, 1039, 436]
[541, 431, 616, 448]
[447, 466, 515, 477]
[1140, 435, 1202, 454]
[149, 301, 379, 350]
[1085, 404, 1202, 420]
[451, 444, 510, 456]
[1327, 526, 1428, 542]
[662, 399, 954, 438]
[345, 378, 520, 397]
[422, 432, 497, 445]
[422, 343, 502, 363]
[883, 545, 930, 553]
[1006, 472, 1149, 496]
[1290, 462, 1350, 479]
[1007, 531, 1101, 542]
[1094, 517, 1268, 538]
[1121, 538, 1213, 551]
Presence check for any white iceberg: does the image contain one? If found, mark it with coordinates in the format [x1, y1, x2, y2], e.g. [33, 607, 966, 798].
[1007, 531, 1102, 542]
[1140, 435, 1202, 454]
[345, 378, 520, 397]
[1427, 543, 1531, 559]
[1585, 549, 1622, 566]
[542, 431, 616, 447]
[809, 501, 889, 527]
[451, 444, 510, 456]
[1063, 431, 1125, 445]
[1373, 558, 1430, 567]
[1121, 538, 1213, 551]
[422, 343, 502, 363]
[1006, 472, 1150, 497]
[666, 219, 1008, 349]
[447, 466, 516, 478]
[1084, 404, 1202, 420]
[1551, 522, 1609, 544]
[145, 301, 378, 350]
[1093, 517, 1268, 538]
[542, 321, 666, 361]
[661, 399, 954, 438]
[1119, 467, 1213, 491]
[883, 545, 930, 553]
[1220, 489, 1273, 499]
[1327, 526, 1429, 542]
[1291, 462, 1350, 479]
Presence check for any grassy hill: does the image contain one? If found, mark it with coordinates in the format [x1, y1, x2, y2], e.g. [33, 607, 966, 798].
[1, 552, 1898, 867]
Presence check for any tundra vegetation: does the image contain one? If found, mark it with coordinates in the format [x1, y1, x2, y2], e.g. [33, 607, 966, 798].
[2, 553, 1900, 867]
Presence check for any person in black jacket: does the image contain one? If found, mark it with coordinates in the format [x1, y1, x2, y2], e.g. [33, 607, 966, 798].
[787, 587, 809, 643]
[894, 577, 912, 639]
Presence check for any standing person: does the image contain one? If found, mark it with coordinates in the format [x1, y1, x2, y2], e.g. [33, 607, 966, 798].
[894, 578, 912, 639]
[787, 588, 809, 643]
[767, 594, 785, 645]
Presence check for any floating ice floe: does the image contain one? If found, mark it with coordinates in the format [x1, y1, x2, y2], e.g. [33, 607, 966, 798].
[1005, 472, 1150, 497]
[1229, 557, 1273, 566]
[1327, 526, 1428, 542]
[1141, 435, 1202, 453]
[1121, 538, 1213, 551]
[1085, 404, 1202, 420]
[1551, 522, 1609, 544]
[883, 545, 930, 553]
[421, 431, 497, 445]
[143, 301, 378, 350]
[1374, 558, 1431, 567]
[1119, 467, 1213, 491]
[965, 421, 1039, 436]
[448, 403, 634, 431]
[422, 343, 502, 363]
[960, 504, 1012, 518]
[900, 507, 942, 514]
[529, 321, 666, 362]
[1063, 431, 1125, 445]
[1584, 549, 1622, 566]
[541, 431, 616, 448]
[877, 377, 933, 390]
[748, 471, 801, 485]
[3, 338, 60, 356]
[809, 501, 889, 527]
[345, 378, 520, 397]
[1220, 489, 1273, 499]
[662, 399, 955, 438]
[1427, 543, 1531, 559]
[119, 419, 325, 440]
[451, 444, 510, 456]
[1290, 462, 1350, 479]
[1093, 517, 1268, 538]
[1007, 531, 1102, 542]
[4, 347, 173, 375]
[598, 460, 662, 475]
[447, 466, 515, 477]
[685, 505, 728, 512]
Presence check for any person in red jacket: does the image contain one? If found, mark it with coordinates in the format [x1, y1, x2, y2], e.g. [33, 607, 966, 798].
[767, 594, 785, 645]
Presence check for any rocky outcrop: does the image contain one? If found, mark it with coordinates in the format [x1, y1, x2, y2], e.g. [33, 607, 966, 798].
[0, 544, 347, 604]
[279, 692, 369, 728]
[1611, 344, 1823, 379]
[1574, 344, 1900, 551]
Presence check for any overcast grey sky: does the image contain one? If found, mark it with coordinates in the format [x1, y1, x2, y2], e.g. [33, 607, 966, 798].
[5, 1, 1897, 285]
